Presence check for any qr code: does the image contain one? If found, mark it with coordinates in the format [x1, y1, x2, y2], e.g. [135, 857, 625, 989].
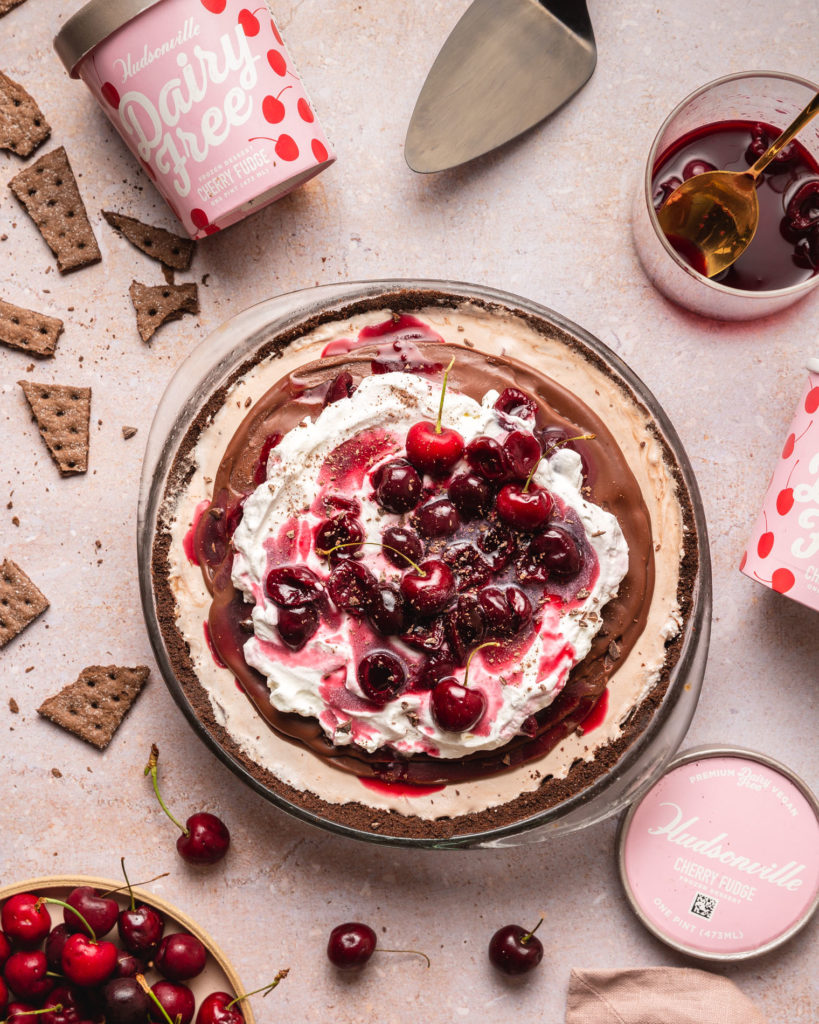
[690, 893, 717, 920]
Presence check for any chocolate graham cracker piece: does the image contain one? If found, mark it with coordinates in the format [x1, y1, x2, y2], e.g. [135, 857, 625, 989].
[103, 210, 194, 271]
[0, 558, 49, 648]
[38, 665, 150, 750]
[0, 70, 50, 157]
[129, 281, 199, 342]
[0, 0, 28, 18]
[0, 296, 63, 357]
[19, 380, 91, 475]
[8, 147, 101, 273]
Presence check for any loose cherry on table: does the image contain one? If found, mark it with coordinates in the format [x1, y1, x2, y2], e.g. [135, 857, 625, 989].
[144, 745, 230, 866]
[194, 970, 289, 1024]
[326, 923, 429, 972]
[487, 918, 544, 976]
[405, 356, 464, 476]
[431, 642, 499, 733]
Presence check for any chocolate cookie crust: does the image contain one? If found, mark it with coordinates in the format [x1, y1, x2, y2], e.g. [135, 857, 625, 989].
[150, 288, 700, 842]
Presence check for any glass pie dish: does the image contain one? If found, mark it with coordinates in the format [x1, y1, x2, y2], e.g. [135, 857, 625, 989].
[137, 280, 711, 849]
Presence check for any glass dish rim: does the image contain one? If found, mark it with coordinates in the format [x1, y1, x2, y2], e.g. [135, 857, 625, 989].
[136, 278, 712, 849]
[643, 68, 819, 301]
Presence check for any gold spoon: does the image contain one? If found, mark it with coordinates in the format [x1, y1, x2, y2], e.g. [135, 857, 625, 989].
[657, 90, 819, 278]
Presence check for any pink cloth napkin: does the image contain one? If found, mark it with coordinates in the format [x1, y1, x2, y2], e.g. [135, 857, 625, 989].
[566, 967, 768, 1024]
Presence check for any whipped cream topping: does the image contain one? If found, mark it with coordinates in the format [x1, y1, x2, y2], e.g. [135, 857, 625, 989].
[230, 371, 629, 758]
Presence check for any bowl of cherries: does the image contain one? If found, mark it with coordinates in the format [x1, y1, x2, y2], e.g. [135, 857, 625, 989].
[0, 874, 281, 1024]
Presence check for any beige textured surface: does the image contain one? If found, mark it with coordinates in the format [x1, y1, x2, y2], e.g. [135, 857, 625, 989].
[0, 2, 816, 1022]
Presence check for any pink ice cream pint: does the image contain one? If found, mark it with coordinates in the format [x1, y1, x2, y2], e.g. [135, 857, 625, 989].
[55, 0, 335, 239]
[741, 358, 819, 612]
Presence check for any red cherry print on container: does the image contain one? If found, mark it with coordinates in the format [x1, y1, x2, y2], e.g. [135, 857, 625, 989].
[297, 98, 315, 123]
[275, 135, 299, 161]
[101, 82, 120, 108]
[191, 209, 210, 230]
[238, 7, 267, 36]
[262, 87, 291, 125]
[269, 18, 283, 45]
[757, 512, 774, 558]
[782, 420, 812, 458]
[772, 567, 795, 593]
[806, 386, 819, 414]
[739, 551, 748, 572]
[266, 49, 287, 76]
[201, 0, 227, 12]
[775, 460, 799, 516]
[145, 745, 230, 865]
[311, 139, 329, 162]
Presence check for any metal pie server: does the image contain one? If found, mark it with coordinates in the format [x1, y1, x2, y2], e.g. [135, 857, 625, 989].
[405, 0, 597, 173]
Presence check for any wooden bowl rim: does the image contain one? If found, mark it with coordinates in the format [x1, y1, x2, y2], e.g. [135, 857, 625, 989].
[0, 874, 256, 1024]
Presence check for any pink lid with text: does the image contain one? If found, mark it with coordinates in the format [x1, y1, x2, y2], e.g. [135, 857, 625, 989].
[619, 747, 819, 960]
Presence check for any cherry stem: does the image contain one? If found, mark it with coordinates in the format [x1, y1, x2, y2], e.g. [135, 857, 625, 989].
[520, 917, 544, 945]
[226, 968, 290, 1009]
[376, 948, 431, 968]
[317, 541, 426, 577]
[103, 861, 169, 906]
[3, 1006, 63, 1021]
[144, 744, 189, 836]
[35, 898, 97, 943]
[464, 641, 501, 688]
[137, 974, 176, 1024]
[523, 433, 596, 493]
[434, 356, 456, 434]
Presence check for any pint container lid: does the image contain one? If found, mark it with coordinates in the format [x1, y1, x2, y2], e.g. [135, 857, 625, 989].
[617, 745, 819, 960]
[54, 0, 165, 77]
